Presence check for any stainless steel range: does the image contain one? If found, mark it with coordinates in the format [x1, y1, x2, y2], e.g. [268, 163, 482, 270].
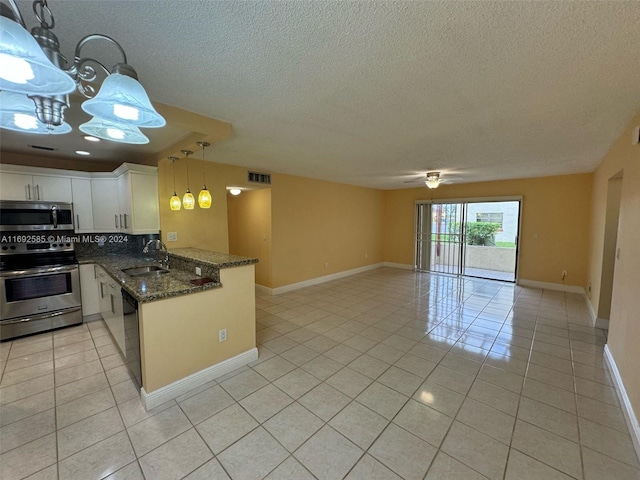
[0, 202, 81, 341]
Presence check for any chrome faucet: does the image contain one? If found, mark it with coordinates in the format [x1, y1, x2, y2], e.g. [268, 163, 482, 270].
[142, 239, 170, 268]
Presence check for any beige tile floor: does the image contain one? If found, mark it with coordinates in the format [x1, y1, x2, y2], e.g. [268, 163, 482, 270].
[1, 267, 639, 480]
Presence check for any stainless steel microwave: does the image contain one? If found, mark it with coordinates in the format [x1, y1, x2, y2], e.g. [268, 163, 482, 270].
[0, 201, 74, 231]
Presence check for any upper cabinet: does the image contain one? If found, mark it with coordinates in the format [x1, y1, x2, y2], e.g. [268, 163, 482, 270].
[0, 170, 72, 202]
[0, 163, 160, 235]
[114, 165, 160, 235]
[71, 178, 94, 233]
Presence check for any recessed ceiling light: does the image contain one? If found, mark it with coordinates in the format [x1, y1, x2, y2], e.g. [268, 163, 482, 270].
[75, 150, 91, 156]
[83, 135, 100, 142]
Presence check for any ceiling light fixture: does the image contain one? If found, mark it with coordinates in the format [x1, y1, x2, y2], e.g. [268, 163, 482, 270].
[75, 150, 90, 156]
[196, 141, 212, 209]
[83, 135, 100, 142]
[181, 149, 195, 210]
[229, 188, 242, 196]
[168, 156, 181, 211]
[0, 0, 165, 142]
[424, 172, 442, 189]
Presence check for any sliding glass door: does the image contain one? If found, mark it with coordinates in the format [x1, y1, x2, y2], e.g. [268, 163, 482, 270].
[415, 199, 520, 282]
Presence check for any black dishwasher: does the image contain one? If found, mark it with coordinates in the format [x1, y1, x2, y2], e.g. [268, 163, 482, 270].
[122, 289, 142, 389]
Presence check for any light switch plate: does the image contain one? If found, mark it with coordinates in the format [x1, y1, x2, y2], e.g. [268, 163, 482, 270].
[167, 232, 178, 242]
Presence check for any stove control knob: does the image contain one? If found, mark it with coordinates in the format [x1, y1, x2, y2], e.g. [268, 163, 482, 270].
[1, 246, 7, 250]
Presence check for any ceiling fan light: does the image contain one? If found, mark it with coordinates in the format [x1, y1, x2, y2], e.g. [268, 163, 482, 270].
[0, 16, 76, 95]
[79, 116, 149, 144]
[424, 172, 441, 189]
[198, 187, 212, 208]
[0, 91, 71, 134]
[81, 71, 165, 128]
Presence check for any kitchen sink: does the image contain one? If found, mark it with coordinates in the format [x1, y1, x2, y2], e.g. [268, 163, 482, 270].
[122, 265, 170, 277]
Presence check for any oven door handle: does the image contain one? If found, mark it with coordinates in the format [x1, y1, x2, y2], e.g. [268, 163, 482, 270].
[1, 307, 81, 325]
[0, 265, 79, 278]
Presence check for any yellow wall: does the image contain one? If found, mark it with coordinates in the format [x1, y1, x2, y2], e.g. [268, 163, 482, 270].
[228, 189, 273, 287]
[270, 173, 385, 288]
[157, 158, 248, 252]
[588, 111, 640, 420]
[382, 174, 593, 286]
[139, 265, 256, 392]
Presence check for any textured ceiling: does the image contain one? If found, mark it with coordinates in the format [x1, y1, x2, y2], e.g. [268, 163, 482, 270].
[5, 1, 640, 188]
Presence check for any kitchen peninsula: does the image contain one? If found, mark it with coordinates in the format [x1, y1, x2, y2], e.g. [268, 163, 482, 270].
[80, 248, 258, 410]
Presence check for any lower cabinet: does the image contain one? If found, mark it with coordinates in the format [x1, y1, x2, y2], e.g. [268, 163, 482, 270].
[79, 264, 100, 316]
[96, 266, 125, 355]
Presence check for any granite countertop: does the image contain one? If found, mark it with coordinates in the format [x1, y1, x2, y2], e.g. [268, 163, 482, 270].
[78, 249, 257, 303]
[168, 248, 258, 268]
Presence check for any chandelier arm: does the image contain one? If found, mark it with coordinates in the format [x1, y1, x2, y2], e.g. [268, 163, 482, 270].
[72, 34, 128, 67]
[3, 0, 27, 27]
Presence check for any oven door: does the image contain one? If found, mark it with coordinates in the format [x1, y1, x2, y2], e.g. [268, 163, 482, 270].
[0, 264, 81, 321]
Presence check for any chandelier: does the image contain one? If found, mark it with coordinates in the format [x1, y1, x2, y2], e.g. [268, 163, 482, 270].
[0, 0, 165, 144]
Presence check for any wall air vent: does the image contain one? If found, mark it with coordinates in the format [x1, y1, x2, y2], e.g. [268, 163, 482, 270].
[30, 145, 56, 151]
[248, 171, 271, 184]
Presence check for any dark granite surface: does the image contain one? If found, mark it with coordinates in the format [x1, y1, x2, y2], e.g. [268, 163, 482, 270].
[78, 254, 222, 303]
[78, 249, 256, 304]
[169, 248, 258, 268]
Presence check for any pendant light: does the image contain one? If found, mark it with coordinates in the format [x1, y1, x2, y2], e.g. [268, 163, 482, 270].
[196, 141, 212, 208]
[181, 150, 195, 210]
[168, 156, 181, 211]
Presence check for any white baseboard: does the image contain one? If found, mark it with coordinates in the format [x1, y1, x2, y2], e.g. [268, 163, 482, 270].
[141, 348, 258, 410]
[604, 345, 640, 462]
[259, 263, 384, 296]
[517, 278, 586, 295]
[255, 284, 271, 296]
[382, 262, 414, 270]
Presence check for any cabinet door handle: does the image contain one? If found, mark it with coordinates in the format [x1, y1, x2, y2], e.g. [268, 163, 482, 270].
[115, 215, 119, 229]
[110, 294, 115, 315]
[35, 184, 40, 200]
[76, 214, 80, 230]
[94, 265, 98, 279]
[99, 282, 104, 298]
[123, 213, 128, 229]
[119, 214, 123, 230]
[26, 184, 31, 200]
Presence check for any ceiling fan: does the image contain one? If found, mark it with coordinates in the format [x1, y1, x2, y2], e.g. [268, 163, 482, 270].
[403, 171, 459, 189]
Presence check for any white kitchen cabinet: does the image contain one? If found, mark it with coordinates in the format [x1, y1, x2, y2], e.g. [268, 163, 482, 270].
[71, 178, 94, 233]
[91, 177, 120, 232]
[96, 266, 125, 355]
[114, 164, 160, 234]
[0, 172, 71, 202]
[79, 264, 100, 316]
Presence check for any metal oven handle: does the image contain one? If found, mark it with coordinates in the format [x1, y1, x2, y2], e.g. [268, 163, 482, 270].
[0, 264, 79, 278]
[51, 205, 58, 229]
[2, 307, 81, 325]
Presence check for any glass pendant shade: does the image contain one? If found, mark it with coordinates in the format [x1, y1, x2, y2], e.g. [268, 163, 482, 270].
[425, 179, 441, 189]
[79, 116, 149, 144]
[0, 16, 76, 96]
[170, 193, 181, 211]
[183, 190, 195, 210]
[81, 72, 166, 128]
[0, 91, 71, 134]
[198, 187, 212, 208]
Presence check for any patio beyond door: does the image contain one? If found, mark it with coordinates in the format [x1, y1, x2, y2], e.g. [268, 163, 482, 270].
[415, 199, 520, 282]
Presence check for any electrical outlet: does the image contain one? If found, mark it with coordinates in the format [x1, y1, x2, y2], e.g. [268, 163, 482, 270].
[167, 232, 178, 242]
[219, 329, 227, 342]
[364, 253, 368, 259]
[324, 262, 329, 269]
[195, 266, 202, 276]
